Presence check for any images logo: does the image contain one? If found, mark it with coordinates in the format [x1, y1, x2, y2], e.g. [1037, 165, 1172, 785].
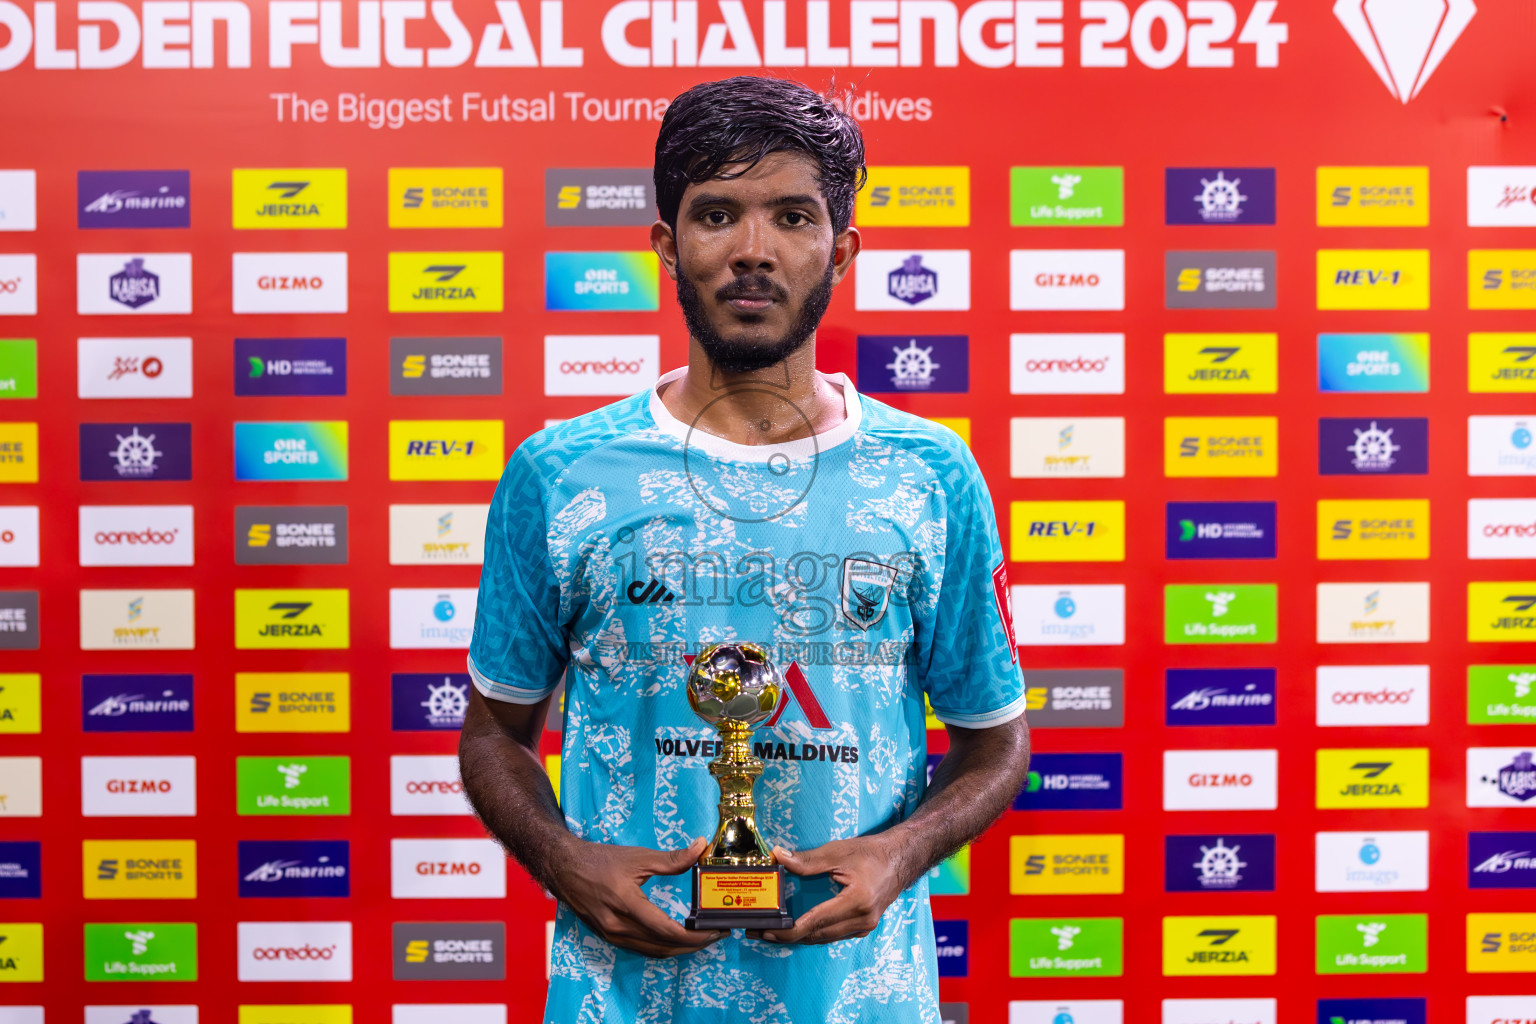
[0, 591, 38, 650]
[859, 166, 969, 226]
[1318, 333, 1430, 392]
[1166, 167, 1276, 225]
[1317, 167, 1429, 226]
[233, 422, 347, 482]
[543, 168, 652, 226]
[233, 589, 349, 650]
[393, 922, 505, 980]
[77, 337, 190, 399]
[79, 422, 191, 481]
[1468, 664, 1536, 724]
[76, 254, 192, 315]
[1162, 916, 1276, 976]
[856, 250, 970, 311]
[1319, 417, 1429, 475]
[543, 251, 657, 312]
[391, 167, 502, 228]
[1469, 584, 1536, 641]
[1164, 417, 1278, 477]
[0, 840, 40, 899]
[390, 252, 503, 312]
[231, 169, 347, 228]
[1010, 250, 1125, 310]
[1315, 830, 1430, 892]
[1317, 251, 1430, 310]
[1164, 834, 1275, 892]
[236, 921, 352, 982]
[388, 505, 488, 565]
[1470, 249, 1536, 309]
[388, 420, 504, 481]
[1019, 669, 1122, 729]
[82, 675, 193, 733]
[78, 170, 190, 229]
[1010, 334, 1124, 395]
[1469, 415, 1536, 476]
[0, 338, 36, 399]
[237, 840, 349, 898]
[1469, 332, 1536, 392]
[391, 673, 472, 731]
[1165, 668, 1276, 726]
[391, 838, 506, 899]
[1010, 167, 1123, 226]
[1009, 834, 1124, 895]
[83, 922, 197, 981]
[390, 337, 501, 396]
[1317, 499, 1429, 560]
[1010, 418, 1125, 479]
[1008, 918, 1123, 977]
[1011, 585, 1126, 646]
[235, 506, 348, 566]
[1165, 584, 1277, 644]
[1335, 0, 1473, 103]
[1164, 333, 1278, 393]
[1013, 753, 1122, 811]
[1467, 912, 1536, 972]
[1010, 501, 1125, 563]
[1317, 749, 1429, 808]
[389, 588, 476, 649]
[1316, 665, 1429, 727]
[235, 673, 349, 733]
[856, 335, 968, 393]
[1163, 749, 1279, 810]
[1166, 502, 1276, 560]
[235, 338, 345, 396]
[82, 840, 196, 899]
[236, 756, 350, 816]
[544, 335, 660, 396]
[1164, 251, 1276, 309]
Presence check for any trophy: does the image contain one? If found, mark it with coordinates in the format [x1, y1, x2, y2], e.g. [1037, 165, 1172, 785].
[683, 641, 795, 931]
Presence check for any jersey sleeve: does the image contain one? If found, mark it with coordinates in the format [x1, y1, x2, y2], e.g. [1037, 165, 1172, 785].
[917, 443, 1027, 729]
[466, 440, 569, 704]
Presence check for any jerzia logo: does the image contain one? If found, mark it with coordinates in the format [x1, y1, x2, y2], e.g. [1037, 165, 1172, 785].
[625, 578, 676, 605]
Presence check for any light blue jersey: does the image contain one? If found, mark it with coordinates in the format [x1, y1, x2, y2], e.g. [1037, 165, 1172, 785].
[469, 368, 1025, 1024]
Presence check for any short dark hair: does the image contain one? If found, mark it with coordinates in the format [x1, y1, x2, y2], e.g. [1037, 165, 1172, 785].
[654, 76, 866, 235]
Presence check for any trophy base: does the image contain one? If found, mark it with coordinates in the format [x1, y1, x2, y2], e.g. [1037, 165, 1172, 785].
[685, 863, 794, 932]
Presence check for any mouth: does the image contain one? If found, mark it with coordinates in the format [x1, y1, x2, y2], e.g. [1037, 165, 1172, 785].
[725, 295, 775, 313]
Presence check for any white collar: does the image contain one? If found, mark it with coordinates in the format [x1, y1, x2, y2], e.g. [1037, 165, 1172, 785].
[647, 366, 863, 463]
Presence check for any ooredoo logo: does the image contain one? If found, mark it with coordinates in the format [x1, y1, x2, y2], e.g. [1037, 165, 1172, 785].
[232, 253, 348, 313]
[391, 754, 471, 816]
[1010, 335, 1125, 395]
[1470, 499, 1536, 559]
[1163, 749, 1278, 810]
[391, 838, 504, 899]
[237, 920, 352, 981]
[79, 506, 194, 567]
[544, 335, 659, 396]
[0, 254, 37, 315]
[1317, 666, 1429, 726]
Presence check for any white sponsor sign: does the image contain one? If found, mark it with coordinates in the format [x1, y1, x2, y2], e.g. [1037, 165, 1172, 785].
[87, 1010, 197, 1024]
[80, 505, 195, 567]
[79, 588, 197, 650]
[1469, 498, 1536, 558]
[1468, 167, 1536, 227]
[1468, 995, 1536, 1024]
[1470, 416, 1536, 476]
[1010, 417, 1124, 478]
[232, 252, 348, 313]
[391, 755, 471, 816]
[1316, 665, 1430, 726]
[1315, 830, 1429, 892]
[1011, 585, 1124, 646]
[1162, 1000, 1275, 1024]
[1012, 1001, 1124, 1024]
[0, 505, 40, 567]
[1163, 749, 1278, 810]
[1010, 333, 1125, 394]
[1316, 582, 1431, 644]
[81, 755, 197, 817]
[77, 253, 192, 314]
[0, 757, 42, 816]
[389, 588, 477, 649]
[1468, 747, 1536, 807]
[543, 335, 659, 396]
[0, 1010, 44, 1024]
[78, 337, 193, 398]
[0, 170, 37, 231]
[237, 920, 353, 981]
[1010, 250, 1125, 310]
[854, 249, 971, 311]
[391, 838, 506, 899]
[389, 503, 489, 565]
[394, 1007, 507, 1024]
[0, 254, 37, 315]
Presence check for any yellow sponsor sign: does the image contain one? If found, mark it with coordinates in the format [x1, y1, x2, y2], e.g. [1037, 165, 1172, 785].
[234, 589, 350, 650]
[388, 420, 505, 481]
[82, 839, 196, 899]
[1317, 499, 1429, 560]
[928, 417, 971, 446]
[388, 167, 503, 228]
[1010, 501, 1124, 562]
[857, 166, 970, 227]
[239, 1007, 353, 1024]
[1164, 417, 1278, 477]
[0, 673, 40, 734]
[1468, 913, 1536, 972]
[1316, 167, 1429, 226]
[1162, 915, 1276, 976]
[0, 422, 38, 483]
[0, 922, 42, 981]
[388, 252, 503, 312]
[1470, 250, 1536, 309]
[1469, 333, 1536, 392]
[232, 168, 347, 229]
[1317, 250, 1430, 310]
[1316, 748, 1429, 808]
[923, 694, 943, 730]
[1164, 334, 1277, 394]
[698, 869, 780, 910]
[1469, 582, 1536, 642]
[235, 673, 350, 733]
[545, 754, 561, 806]
[1010, 834, 1124, 895]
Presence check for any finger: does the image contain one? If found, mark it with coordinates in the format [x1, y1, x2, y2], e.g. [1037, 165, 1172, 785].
[772, 843, 836, 877]
[622, 892, 725, 949]
[756, 887, 860, 943]
[638, 836, 709, 877]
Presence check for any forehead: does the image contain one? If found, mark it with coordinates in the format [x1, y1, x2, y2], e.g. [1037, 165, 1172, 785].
[681, 149, 826, 206]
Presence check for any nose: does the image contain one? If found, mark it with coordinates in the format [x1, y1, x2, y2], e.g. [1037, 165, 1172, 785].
[729, 211, 776, 276]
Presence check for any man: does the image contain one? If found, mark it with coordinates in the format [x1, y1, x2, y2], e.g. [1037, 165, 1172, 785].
[460, 75, 1029, 1023]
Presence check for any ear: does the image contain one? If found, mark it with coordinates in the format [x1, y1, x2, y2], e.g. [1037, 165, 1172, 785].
[829, 225, 861, 286]
[651, 220, 680, 282]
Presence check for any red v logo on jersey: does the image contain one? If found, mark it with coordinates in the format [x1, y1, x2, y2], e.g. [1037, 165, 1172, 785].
[681, 655, 832, 730]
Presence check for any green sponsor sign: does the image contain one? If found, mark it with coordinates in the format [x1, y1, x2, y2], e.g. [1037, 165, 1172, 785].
[1009, 917, 1123, 977]
[84, 922, 197, 981]
[236, 755, 350, 815]
[0, 339, 36, 398]
[1468, 665, 1536, 723]
[1165, 584, 1277, 644]
[1316, 914, 1426, 974]
[1010, 167, 1124, 226]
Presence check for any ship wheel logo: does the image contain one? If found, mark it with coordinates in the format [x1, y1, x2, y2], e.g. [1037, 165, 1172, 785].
[1194, 837, 1247, 888]
[110, 426, 163, 478]
[1348, 420, 1400, 472]
[422, 677, 469, 726]
[1194, 171, 1248, 222]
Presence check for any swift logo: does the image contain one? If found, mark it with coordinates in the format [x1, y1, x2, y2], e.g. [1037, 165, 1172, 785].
[1334, 0, 1476, 103]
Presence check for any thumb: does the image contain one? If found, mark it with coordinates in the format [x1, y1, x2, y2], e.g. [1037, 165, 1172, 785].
[649, 836, 709, 875]
[773, 844, 831, 877]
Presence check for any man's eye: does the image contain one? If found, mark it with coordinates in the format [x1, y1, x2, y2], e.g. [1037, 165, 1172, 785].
[705, 210, 729, 225]
[783, 212, 808, 225]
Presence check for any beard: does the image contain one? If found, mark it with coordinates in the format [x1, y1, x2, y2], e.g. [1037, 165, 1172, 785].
[675, 257, 835, 374]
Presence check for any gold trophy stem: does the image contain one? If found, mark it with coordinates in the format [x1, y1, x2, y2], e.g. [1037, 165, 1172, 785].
[702, 721, 774, 866]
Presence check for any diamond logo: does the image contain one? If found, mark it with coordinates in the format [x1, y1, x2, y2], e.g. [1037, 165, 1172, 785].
[1334, 0, 1476, 103]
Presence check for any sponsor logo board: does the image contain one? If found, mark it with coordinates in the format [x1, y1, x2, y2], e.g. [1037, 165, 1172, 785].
[1470, 249, 1536, 309]
[1317, 499, 1429, 560]
[1468, 747, 1536, 806]
[1317, 1000, 1424, 1024]
[77, 254, 192, 314]
[238, 840, 350, 899]
[391, 167, 502, 228]
[1162, 915, 1276, 976]
[235, 506, 348, 566]
[78, 337, 192, 398]
[1010, 167, 1123, 226]
[1165, 668, 1276, 725]
[1165, 1000, 1275, 1024]
[1469, 332, 1536, 392]
[1012, 1001, 1122, 1024]
[1010, 501, 1124, 562]
[0, 840, 41, 899]
[856, 250, 970, 311]
[544, 335, 659, 396]
[231, 169, 347, 229]
[1469, 166, 1536, 226]
[1468, 664, 1536, 724]
[1010, 250, 1125, 310]
[1163, 749, 1278, 810]
[0, 338, 36, 398]
[235, 338, 345, 396]
[0, 254, 36, 315]
[1469, 416, 1536, 476]
[1467, 996, 1536, 1023]
[1008, 918, 1122, 977]
[1010, 418, 1123, 479]
[544, 168, 651, 226]
[934, 920, 968, 977]
[391, 673, 472, 731]
[1317, 167, 1429, 226]
[1319, 417, 1429, 475]
[232, 254, 347, 314]
[1166, 167, 1276, 225]
[1013, 753, 1122, 811]
[1021, 669, 1123, 729]
[1316, 913, 1427, 973]
[233, 422, 347, 481]
[388, 420, 503, 481]
[1316, 665, 1429, 726]
[81, 755, 196, 816]
[0, 674, 39, 734]
[0, 591, 37, 650]
[1315, 831, 1430, 892]
[390, 589, 476, 649]
[390, 337, 501, 396]
[1165, 584, 1277, 644]
[82, 674, 194, 733]
[858, 166, 969, 226]
[1164, 251, 1276, 309]
[83, 922, 197, 981]
[1316, 582, 1431, 643]
[78, 170, 190, 229]
[236, 756, 350, 816]
[1011, 585, 1125, 646]
[1466, 913, 1536, 972]
[1316, 250, 1430, 310]
[1164, 333, 1277, 393]
[0, 170, 37, 231]
[0, 924, 41, 981]
[393, 921, 505, 980]
[1164, 417, 1277, 477]
[82, 839, 196, 899]
[79, 505, 194, 566]
[391, 755, 469, 816]
[1164, 834, 1275, 892]
[1318, 333, 1430, 392]
[0, 757, 41, 816]
[233, 589, 349, 649]
[1469, 831, 1536, 889]
[79, 589, 195, 650]
[389, 506, 488, 565]
[1317, 748, 1430, 808]
[80, 422, 191, 480]
[390, 838, 506, 899]
[856, 335, 968, 393]
[1010, 334, 1123, 394]
[1469, 583, 1536, 641]
[390, 251, 503, 312]
[1470, 499, 1536, 559]
[1009, 834, 1124, 894]
[235, 673, 350, 733]
[543, 251, 656, 311]
[236, 921, 352, 981]
[1165, 502, 1276, 559]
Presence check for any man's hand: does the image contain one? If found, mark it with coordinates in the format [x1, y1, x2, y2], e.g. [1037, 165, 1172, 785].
[750, 836, 905, 945]
[549, 834, 726, 959]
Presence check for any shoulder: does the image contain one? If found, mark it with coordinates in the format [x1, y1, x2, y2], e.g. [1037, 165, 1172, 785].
[495, 390, 657, 505]
[853, 393, 983, 496]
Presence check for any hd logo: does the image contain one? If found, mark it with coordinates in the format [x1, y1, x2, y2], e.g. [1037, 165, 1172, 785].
[1316, 167, 1429, 227]
[389, 167, 502, 228]
[1163, 334, 1277, 394]
[1469, 584, 1536, 641]
[1162, 915, 1276, 976]
[231, 169, 347, 229]
[1470, 250, 1536, 309]
[233, 589, 350, 650]
[388, 252, 503, 312]
[1009, 834, 1124, 895]
[1316, 499, 1430, 560]
[1009, 501, 1125, 562]
[1316, 250, 1430, 310]
[1164, 417, 1278, 477]
[1469, 333, 1536, 392]
[1316, 748, 1429, 809]
[387, 420, 504, 481]
[858, 166, 969, 226]
[82, 839, 197, 899]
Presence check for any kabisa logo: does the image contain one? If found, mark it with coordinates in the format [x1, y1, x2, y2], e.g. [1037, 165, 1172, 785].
[1013, 753, 1122, 811]
[82, 839, 196, 899]
[1318, 417, 1429, 475]
[1008, 917, 1123, 978]
[1335, 0, 1473, 103]
[543, 251, 659, 312]
[393, 921, 506, 980]
[390, 337, 502, 396]
[1318, 334, 1430, 392]
[1163, 333, 1278, 394]
[1469, 332, 1536, 392]
[1469, 748, 1536, 805]
[1468, 664, 1536, 725]
[1165, 168, 1276, 225]
[1470, 831, 1536, 889]
[1163, 916, 1277, 976]
[1165, 251, 1276, 309]
[1165, 668, 1276, 726]
[856, 335, 968, 393]
[935, 920, 969, 977]
[79, 422, 192, 481]
[1164, 834, 1276, 892]
[83, 921, 198, 981]
[388, 420, 504, 481]
[234, 338, 345, 396]
[1165, 502, 1276, 559]
[1164, 417, 1278, 477]
[858, 166, 969, 227]
[233, 421, 348, 482]
[1009, 833, 1124, 895]
[1019, 669, 1123, 729]
[391, 166, 503, 228]
[1316, 251, 1430, 310]
[544, 168, 652, 226]
[391, 674, 472, 731]
[78, 170, 190, 229]
[231, 168, 347, 228]
[76, 253, 191, 315]
[234, 506, 348, 566]
[1470, 249, 1536, 310]
[390, 588, 477, 649]
[856, 249, 969, 311]
[234, 589, 349, 650]
[110, 258, 159, 309]
[0, 840, 40, 899]
[238, 839, 349, 898]
[1316, 167, 1428, 227]
[1010, 167, 1124, 227]
[1316, 998, 1426, 1024]
[1317, 749, 1429, 808]
[236, 756, 350, 816]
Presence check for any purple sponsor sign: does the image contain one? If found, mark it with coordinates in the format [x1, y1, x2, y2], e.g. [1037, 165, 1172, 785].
[856, 335, 968, 393]
[1318, 417, 1429, 475]
[79, 422, 192, 481]
[78, 170, 191, 229]
[82, 674, 195, 732]
[392, 672, 471, 731]
[1166, 167, 1276, 225]
[1166, 668, 1277, 726]
[235, 338, 347, 396]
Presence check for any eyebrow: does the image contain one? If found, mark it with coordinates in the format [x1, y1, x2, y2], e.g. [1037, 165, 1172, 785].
[685, 191, 824, 215]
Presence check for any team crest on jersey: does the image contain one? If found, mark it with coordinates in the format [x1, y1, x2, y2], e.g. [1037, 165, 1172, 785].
[842, 558, 898, 630]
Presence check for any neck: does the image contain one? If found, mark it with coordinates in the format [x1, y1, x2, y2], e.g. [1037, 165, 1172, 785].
[658, 334, 846, 445]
